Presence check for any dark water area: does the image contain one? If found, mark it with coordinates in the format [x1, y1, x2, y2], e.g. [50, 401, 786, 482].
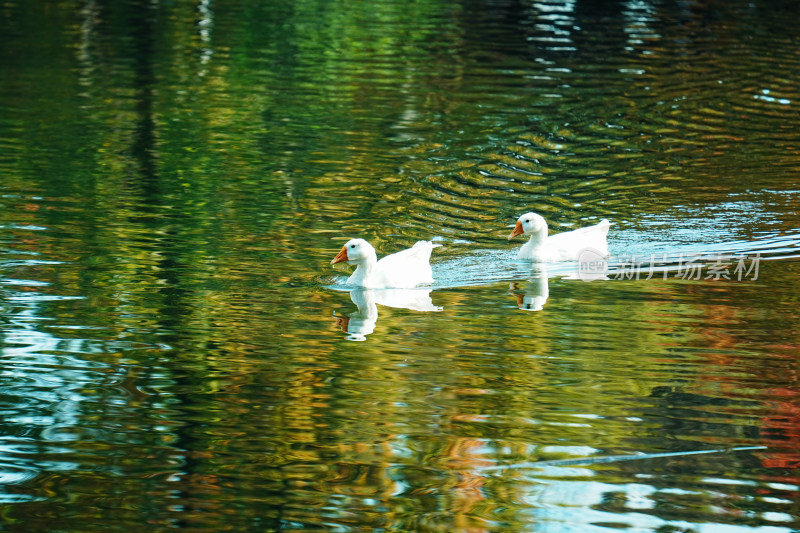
[1, 0, 800, 531]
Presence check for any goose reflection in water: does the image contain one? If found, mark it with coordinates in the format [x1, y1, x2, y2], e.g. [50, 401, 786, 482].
[509, 266, 549, 311]
[334, 288, 442, 341]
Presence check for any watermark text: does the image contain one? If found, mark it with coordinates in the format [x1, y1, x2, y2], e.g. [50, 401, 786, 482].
[577, 251, 761, 282]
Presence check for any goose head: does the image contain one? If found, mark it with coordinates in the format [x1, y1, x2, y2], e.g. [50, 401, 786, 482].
[508, 212, 548, 240]
[331, 238, 377, 265]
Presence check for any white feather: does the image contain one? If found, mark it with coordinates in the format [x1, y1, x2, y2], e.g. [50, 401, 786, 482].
[510, 212, 610, 262]
[332, 238, 441, 288]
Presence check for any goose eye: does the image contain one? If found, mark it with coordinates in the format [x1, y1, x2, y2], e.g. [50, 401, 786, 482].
[350, 244, 356, 249]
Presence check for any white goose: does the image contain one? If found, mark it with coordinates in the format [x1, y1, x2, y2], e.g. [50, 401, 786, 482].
[508, 212, 610, 261]
[330, 238, 440, 289]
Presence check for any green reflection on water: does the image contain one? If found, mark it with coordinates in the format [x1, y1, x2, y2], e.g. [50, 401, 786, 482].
[1, 0, 800, 531]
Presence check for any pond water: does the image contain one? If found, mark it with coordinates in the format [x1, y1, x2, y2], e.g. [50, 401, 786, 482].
[1, 0, 800, 531]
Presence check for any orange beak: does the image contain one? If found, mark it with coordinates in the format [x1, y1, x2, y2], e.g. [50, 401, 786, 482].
[331, 246, 349, 265]
[508, 221, 524, 240]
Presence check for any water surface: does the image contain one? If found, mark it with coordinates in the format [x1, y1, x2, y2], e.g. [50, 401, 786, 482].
[1, 0, 800, 531]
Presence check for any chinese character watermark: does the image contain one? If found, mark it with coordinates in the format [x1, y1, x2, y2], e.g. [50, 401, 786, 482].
[577, 251, 761, 282]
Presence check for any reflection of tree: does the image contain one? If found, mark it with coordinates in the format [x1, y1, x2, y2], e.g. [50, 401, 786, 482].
[586, 275, 800, 528]
[1, 0, 799, 530]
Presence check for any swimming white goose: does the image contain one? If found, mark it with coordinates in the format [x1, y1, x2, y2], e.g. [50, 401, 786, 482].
[330, 239, 440, 288]
[508, 212, 610, 261]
